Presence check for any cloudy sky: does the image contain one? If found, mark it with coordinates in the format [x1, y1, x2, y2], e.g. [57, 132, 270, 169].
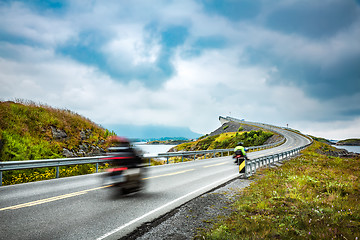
[1, 0, 360, 140]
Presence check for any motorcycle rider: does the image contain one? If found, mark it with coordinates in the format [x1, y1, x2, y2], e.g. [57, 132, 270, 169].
[104, 136, 145, 194]
[233, 142, 248, 162]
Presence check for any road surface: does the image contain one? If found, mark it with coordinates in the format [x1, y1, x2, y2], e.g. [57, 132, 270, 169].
[0, 127, 310, 240]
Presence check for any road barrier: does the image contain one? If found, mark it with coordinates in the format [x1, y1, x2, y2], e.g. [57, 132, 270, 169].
[243, 144, 312, 178]
[0, 117, 312, 186]
[223, 116, 313, 177]
[0, 139, 284, 186]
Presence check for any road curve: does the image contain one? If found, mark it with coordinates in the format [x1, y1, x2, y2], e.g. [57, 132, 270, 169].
[0, 126, 311, 240]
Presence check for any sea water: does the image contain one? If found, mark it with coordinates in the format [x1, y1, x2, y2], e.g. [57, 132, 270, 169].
[334, 145, 360, 154]
[135, 143, 177, 156]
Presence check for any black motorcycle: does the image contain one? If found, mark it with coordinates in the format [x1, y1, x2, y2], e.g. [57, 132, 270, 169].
[233, 150, 247, 165]
[102, 147, 145, 194]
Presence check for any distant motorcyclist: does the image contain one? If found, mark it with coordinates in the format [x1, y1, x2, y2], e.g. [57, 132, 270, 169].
[233, 142, 248, 163]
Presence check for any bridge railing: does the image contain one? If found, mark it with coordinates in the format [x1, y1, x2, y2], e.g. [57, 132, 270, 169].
[0, 138, 285, 186]
[2, 117, 302, 186]
[244, 142, 312, 178]
[223, 116, 313, 177]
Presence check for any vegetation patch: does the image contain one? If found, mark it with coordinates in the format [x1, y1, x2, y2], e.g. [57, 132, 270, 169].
[0, 99, 115, 185]
[174, 130, 274, 152]
[336, 138, 360, 146]
[196, 141, 360, 239]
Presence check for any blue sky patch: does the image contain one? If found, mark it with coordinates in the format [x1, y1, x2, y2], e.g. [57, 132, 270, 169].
[161, 25, 189, 48]
[199, 0, 260, 21]
[194, 36, 226, 49]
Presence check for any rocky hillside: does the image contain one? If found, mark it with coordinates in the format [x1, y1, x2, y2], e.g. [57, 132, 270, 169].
[205, 121, 283, 145]
[0, 100, 114, 161]
[170, 130, 276, 153]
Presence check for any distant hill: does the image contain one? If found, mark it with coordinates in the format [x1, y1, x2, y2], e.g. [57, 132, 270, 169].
[169, 120, 281, 152]
[0, 100, 114, 161]
[146, 137, 192, 145]
[336, 139, 360, 146]
[311, 136, 335, 145]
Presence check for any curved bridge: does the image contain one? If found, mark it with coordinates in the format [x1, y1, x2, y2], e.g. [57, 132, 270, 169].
[0, 118, 311, 240]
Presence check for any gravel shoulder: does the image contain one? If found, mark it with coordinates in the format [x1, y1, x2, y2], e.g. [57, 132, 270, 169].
[122, 178, 252, 240]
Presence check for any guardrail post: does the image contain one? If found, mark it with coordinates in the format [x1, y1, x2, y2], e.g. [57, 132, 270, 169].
[181, 155, 184, 162]
[56, 166, 59, 178]
[167, 156, 169, 164]
[96, 163, 99, 173]
[0, 171, 2, 186]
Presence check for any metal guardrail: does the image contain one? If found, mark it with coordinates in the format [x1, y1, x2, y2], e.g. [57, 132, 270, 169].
[0, 156, 112, 186]
[244, 143, 312, 178]
[223, 116, 313, 177]
[0, 136, 286, 186]
[0, 139, 284, 186]
[1, 117, 310, 186]
[150, 139, 285, 164]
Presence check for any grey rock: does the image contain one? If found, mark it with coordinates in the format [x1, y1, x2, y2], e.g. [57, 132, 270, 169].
[63, 148, 76, 157]
[62, 148, 76, 158]
[79, 144, 89, 151]
[50, 126, 67, 140]
[80, 130, 87, 140]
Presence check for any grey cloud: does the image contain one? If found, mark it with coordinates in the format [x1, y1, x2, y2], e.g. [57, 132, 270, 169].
[266, 53, 360, 100]
[265, 0, 359, 39]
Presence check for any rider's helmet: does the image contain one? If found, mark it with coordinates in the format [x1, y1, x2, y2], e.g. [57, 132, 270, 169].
[237, 142, 243, 146]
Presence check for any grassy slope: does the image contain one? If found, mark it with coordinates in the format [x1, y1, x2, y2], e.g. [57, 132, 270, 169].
[0, 100, 114, 185]
[198, 141, 360, 239]
[311, 136, 334, 145]
[174, 130, 274, 152]
[0, 100, 112, 161]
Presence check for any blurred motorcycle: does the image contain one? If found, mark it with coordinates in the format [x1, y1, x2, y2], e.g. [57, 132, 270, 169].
[102, 137, 146, 194]
[103, 163, 145, 194]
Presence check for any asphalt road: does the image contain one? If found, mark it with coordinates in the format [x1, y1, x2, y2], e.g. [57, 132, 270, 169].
[0, 128, 311, 240]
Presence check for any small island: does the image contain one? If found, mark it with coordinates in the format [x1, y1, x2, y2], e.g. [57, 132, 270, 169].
[336, 138, 360, 146]
[147, 139, 192, 145]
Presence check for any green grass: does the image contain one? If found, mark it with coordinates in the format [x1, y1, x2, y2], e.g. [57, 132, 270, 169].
[0, 99, 116, 185]
[175, 130, 274, 152]
[0, 100, 114, 161]
[197, 141, 360, 239]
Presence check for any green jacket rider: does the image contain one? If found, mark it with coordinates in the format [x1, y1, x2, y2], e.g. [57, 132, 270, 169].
[234, 142, 247, 158]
